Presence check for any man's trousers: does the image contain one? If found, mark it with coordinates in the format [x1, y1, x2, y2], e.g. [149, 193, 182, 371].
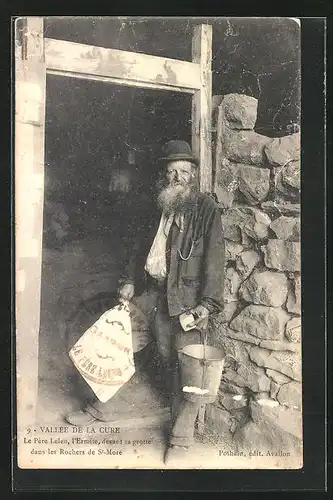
[84, 282, 202, 447]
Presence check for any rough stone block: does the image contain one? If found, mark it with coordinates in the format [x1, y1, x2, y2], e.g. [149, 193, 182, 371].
[221, 93, 258, 130]
[270, 216, 300, 242]
[259, 339, 299, 353]
[227, 407, 251, 434]
[225, 329, 299, 352]
[233, 400, 302, 458]
[264, 133, 300, 167]
[249, 346, 301, 382]
[207, 397, 250, 438]
[215, 159, 239, 209]
[221, 368, 247, 390]
[285, 317, 301, 343]
[221, 206, 271, 243]
[223, 128, 272, 166]
[220, 302, 239, 324]
[282, 160, 301, 190]
[241, 231, 255, 248]
[221, 208, 244, 242]
[221, 365, 271, 394]
[262, 240, 300, 272]
[253, 392, 271, 401]
[230, 305, 290, 340]
[219, 380, 249, 395]
[235, 163, 270, 204]
[273, 350, 302, 382]
[239, 269, 288, 307]
[215, 328, 251, 364]
[224, 267, 242, 303]
[219, 392, 249, 411]
[225, 329, 261, 346]
[241, 207, 271, 240]
[270, 381, 280, 399]
[225, 240, 244, 261]
[273, 167, 300, 202]
[236, 362, 271, 393]
[235, 250, 261, 279]
[275, 160, 301, 194]
[286, 275, 301, 314]
[250, 399, 303, 440]
[277, 381, 302, 410]
[266, 368, 293, 385]
[261, 201, 300, 218]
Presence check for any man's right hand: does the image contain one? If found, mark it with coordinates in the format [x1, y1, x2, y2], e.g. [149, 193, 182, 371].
[118, 283, 135, 301]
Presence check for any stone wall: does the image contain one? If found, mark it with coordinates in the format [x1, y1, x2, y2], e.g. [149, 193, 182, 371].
[207, 94, 302, 453]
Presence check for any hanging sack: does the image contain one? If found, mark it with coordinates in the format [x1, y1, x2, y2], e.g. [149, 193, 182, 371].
[69, 300, 135, 403]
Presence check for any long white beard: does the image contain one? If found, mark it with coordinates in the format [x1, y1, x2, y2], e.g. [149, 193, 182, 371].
[157, 183, 193, 215]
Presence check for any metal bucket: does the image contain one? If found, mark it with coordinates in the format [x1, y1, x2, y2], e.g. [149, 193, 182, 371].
[178, 343, 226, 404]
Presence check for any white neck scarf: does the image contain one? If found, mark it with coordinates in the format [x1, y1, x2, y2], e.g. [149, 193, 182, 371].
[145, 212, 184, 280]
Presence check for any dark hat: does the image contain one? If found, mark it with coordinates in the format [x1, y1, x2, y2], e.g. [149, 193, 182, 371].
[159, 140, 199, 165]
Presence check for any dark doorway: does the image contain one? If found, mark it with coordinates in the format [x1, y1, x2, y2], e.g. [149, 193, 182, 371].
[43, 76, 191, 245]
[37, 75, 191, 422]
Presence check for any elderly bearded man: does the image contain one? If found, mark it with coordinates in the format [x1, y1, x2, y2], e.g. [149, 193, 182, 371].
[66, 140, 225, 464]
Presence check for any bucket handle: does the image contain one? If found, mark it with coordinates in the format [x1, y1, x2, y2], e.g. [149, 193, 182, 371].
[199, 334, 240, 369]
[199, 329, 238, 363]
[199, 326, 209, 360]
[200, 328, 209, 389]
[199, 330, 241, 389]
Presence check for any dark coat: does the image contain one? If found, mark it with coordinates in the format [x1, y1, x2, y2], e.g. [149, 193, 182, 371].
[123, 191, 225, 317]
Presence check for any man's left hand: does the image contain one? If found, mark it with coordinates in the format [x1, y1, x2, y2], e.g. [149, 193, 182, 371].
[188, 304, 210, 330]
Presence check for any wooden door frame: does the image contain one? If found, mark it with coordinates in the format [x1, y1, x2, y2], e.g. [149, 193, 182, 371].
[15, 17, 213, 427]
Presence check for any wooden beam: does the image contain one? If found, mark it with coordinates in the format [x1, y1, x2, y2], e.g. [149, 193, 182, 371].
[45, 38, 201, 93]
[15, 17, 46, 428]
[46, 69, 196, 94]
[191, 24, 213, 193]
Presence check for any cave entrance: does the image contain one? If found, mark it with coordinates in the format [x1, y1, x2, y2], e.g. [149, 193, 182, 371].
[37, 77, 192, 423]
[15, 17, 213, 427]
